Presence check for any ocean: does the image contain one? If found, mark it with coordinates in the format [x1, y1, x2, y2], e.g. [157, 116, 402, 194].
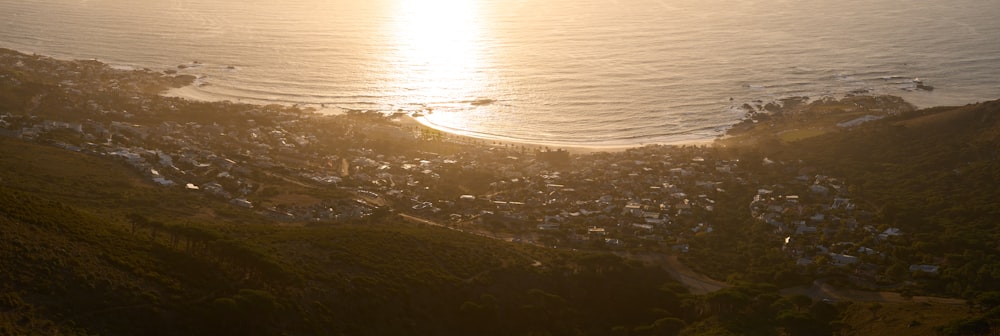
[1, 0, 998, 147]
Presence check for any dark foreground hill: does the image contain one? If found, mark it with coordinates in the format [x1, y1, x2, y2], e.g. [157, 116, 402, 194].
[4, 101, 1000, 335]
[0, 137, 700, 335]
[6, 95, 1000, 334]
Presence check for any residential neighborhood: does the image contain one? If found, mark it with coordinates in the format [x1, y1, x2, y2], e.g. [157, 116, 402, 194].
[0, 48, 940, 291]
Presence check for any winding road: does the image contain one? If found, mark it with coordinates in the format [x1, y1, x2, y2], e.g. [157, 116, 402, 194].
[616, 252, 730, 295]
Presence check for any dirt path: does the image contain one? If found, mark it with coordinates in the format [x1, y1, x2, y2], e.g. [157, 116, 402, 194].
[617, 252, 730, 295]
[399, 213, 544, 268]
[662, 255, 731, 294]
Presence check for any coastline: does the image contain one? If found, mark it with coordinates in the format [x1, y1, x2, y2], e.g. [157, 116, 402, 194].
[0, 45, 711, 154]
[157, 73, 927, 153]
[155, 73, 929, 154]
[164, 81, 924, 155]
[398, 114, 716, 154]
[0, 46, 939, 154]
[0, 49, 949, 152]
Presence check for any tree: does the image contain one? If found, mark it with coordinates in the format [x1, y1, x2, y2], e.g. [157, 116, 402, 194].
[885, 262, 908, 281]
[975, 291, 1000, 310]
[790, 294, 812, 312]
[651, 317, 685, 336]
[125, 213, 149, 235]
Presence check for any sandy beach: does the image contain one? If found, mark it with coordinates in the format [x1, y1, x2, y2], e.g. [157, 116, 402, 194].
[161, 78, 714, 154]
[396, 113, 715, 154]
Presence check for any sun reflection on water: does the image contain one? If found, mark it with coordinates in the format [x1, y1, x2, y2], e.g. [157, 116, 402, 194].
[388, 0, 489, 130]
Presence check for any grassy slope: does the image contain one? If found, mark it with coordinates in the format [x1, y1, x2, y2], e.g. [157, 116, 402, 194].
[704, 98, 1000, 335]
[4, 93, 999, 335]
[773, 100, 1000, 334]
[782, 100, 1000, 255]
[0, 137, 688, 335]
[0, 136, 268, 226]
[728, 99, 1000, 275]
[839, 302, 972, 336]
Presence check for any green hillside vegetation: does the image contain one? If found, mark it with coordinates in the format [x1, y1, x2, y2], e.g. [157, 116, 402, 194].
[779, 100, 1000, 296]
[0, 136, 267, 225]
[0, 173, 676, 335]
[839, 301, 977, 336]
[713, 98, 1000, 294]
[736, 99, 1000, 334]
[0, 127, 861, 335]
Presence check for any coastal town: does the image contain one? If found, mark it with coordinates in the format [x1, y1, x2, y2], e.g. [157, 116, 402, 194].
[0, 48, 940, 290]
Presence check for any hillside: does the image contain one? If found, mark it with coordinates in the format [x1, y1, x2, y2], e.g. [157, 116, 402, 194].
[9, 130, 935, 335]
[720, 98, 1000, 295]
[0, 137, 699, 335]
[779, 99, 1000, 296]
[753, 99, 1000, 334]
[3, 103, 995, 335]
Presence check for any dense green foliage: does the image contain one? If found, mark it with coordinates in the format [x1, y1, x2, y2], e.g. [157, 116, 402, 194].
[0, 137, 702, 335]
[682, 284, 842, 336]
[753, 100, 1000, 333]
[774, 101, 1000, 297]
[0, 181, 692, 335]
[0, 130, 861, 335]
